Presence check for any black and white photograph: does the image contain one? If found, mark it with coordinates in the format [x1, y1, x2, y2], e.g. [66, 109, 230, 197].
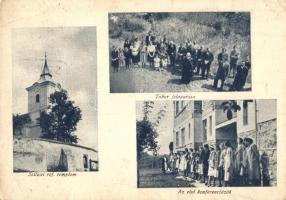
[12, 27, 98, 172]
[136, 100, 276, 187]
[109, 12, 251, 93]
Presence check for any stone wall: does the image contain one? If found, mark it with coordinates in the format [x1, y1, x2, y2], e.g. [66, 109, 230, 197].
[14, 138, 98, 172]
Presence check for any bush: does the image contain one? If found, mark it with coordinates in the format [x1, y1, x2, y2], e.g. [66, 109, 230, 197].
[123, 18, 145, 32]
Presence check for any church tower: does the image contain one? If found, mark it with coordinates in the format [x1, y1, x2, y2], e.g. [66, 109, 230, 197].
[24, 53, 57, 138]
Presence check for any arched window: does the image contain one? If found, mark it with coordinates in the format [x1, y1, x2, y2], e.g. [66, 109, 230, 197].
[36, 94, 40, 103]
[83, 155, 88, 168]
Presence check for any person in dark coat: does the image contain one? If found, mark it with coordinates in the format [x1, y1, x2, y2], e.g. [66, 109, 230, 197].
[201, 144, 210, 184]
[230, 61, 249, 91]
[214, 48, 229, 90]
[167, 41, 177, 72]
[242, 55, 251, 87]
[201, 48, 214, 79]
[123, 46, 131, 70]
[229, 45, 239, 77]
[196, 46, 204, 75]
[145, 31, 152, 46]
[181, 52, 193, 84]
[111, 46, 119, 72]
[177, 43, 186, 67]
[123, 38, 131, 49]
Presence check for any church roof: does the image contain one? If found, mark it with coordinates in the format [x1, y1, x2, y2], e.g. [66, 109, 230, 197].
[38, 52, 53, 83]
[26, 53, 57, 91]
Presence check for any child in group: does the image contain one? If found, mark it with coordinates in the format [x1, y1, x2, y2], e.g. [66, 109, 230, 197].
[154, 55, 161, 72]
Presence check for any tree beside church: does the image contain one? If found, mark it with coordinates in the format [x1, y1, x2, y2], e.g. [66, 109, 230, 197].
[40, 89, 82, 144]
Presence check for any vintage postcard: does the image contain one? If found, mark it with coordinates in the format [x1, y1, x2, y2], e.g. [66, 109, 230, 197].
[0, 0, 286, 200]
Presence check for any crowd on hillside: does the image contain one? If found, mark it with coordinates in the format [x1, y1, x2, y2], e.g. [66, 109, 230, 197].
[161, 137, 271, 187]
[110, 31, 251, 91]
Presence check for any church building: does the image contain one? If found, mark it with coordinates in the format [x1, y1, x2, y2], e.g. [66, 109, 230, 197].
[22, 53, 59, 138]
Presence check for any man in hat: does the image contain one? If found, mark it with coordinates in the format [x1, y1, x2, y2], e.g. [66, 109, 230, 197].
[242, 138, 261, 186]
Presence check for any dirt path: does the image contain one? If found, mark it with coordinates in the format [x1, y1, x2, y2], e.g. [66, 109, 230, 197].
[110, 67, 251, 93]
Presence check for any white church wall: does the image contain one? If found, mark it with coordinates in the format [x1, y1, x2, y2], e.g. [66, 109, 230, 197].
[13, 138, 98, 172]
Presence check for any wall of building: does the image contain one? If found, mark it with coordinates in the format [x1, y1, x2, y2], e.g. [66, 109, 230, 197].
[27, 82, 56, 113]
[173, 101, 193, 151]
[256, 100, 277, 123]
[14, 138, 98, 172]
[194, 113, 203, 149]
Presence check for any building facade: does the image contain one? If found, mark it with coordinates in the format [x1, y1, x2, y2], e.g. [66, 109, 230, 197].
[173, 101, 203, 152]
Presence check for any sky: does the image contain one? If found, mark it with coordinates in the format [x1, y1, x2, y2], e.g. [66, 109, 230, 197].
[12, 27, 98, 150]
[136, 101, 174, 155]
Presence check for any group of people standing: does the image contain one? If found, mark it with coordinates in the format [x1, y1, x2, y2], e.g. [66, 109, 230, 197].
[162, 137, 270, 187]
[110, 31, 251, 91]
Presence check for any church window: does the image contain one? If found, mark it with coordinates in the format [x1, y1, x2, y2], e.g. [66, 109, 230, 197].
[36, 94, 40, 103]
[83, 155, 88, 168]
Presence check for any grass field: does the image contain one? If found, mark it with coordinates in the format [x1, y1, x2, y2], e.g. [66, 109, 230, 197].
[109, 13, 251, 93]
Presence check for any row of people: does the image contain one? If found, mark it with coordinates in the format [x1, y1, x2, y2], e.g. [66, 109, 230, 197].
[111, 35, 250, 91]
[162, 137, 269, 187]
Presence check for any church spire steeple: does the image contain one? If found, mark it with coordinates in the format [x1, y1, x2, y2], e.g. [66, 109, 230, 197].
[40, 52, 52, 78]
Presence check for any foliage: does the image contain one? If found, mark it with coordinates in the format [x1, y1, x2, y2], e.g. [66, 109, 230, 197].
[13, 114, 31, 136]
[40, 89, 82, 144]
[220, 100, 241, 120]
[137, 119, 158, 159]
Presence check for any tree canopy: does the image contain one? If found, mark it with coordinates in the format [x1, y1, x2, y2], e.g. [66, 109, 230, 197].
[136, 119, 158, 159]
[40, 89, 82, 144]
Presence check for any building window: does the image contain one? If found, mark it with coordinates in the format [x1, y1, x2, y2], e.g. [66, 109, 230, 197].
[175, 101, 179, 115]
[181, 101, 185, 109]
[83, 155, 88, 168]
[188, 123, 191, 140]
[243, 100, 248, 125]
[176, 131, 179, 146]
[203, 119, 207, 141]
[181, 128, 185, 146]
[36, 94, 40, 103]
[209, 116, 212, 136]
